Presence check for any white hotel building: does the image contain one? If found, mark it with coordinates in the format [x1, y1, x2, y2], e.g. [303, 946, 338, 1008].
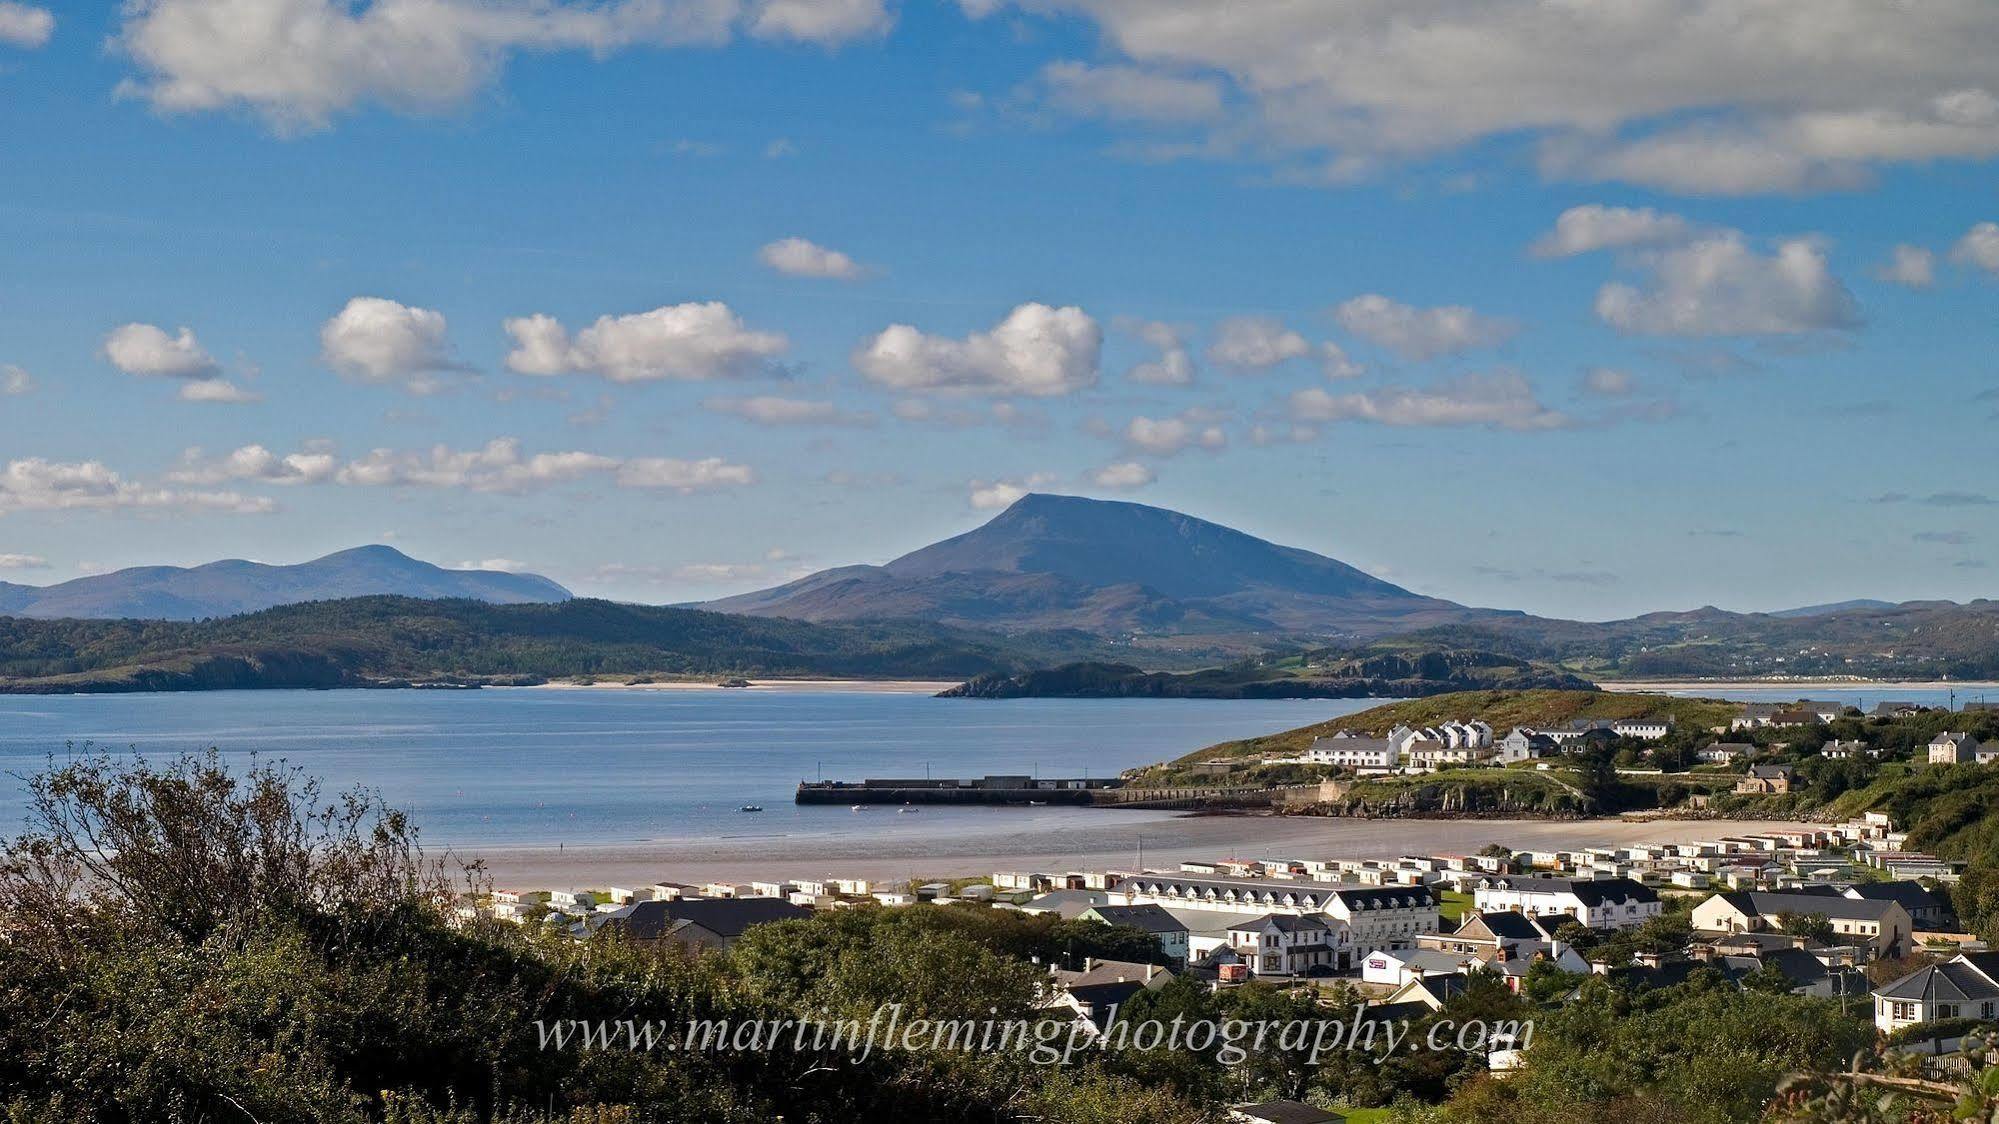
[1112, 874, 1439, 970]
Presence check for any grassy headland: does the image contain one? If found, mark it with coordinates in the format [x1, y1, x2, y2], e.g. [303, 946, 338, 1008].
[1167, 689, 1739, 765]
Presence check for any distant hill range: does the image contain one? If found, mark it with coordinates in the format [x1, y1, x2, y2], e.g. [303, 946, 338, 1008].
[1769, 599, 1899, 619]
[698, 493, 1492, 639]
[0, 546, 571, 620]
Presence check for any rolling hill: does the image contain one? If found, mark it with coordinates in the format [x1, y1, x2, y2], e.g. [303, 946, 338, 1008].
[0, 546, 571, 620]
[0, 596, 1116, 693]
[698, 493, 1490, 639]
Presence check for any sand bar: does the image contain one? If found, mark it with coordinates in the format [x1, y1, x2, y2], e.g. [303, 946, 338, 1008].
[466, 811, 1810, 890]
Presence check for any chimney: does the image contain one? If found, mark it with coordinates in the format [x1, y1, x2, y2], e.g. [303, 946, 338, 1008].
[1084, 957, 1095, 974]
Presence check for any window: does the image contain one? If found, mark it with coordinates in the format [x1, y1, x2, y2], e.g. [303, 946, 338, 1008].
[1938, 1003, 1961, 1019]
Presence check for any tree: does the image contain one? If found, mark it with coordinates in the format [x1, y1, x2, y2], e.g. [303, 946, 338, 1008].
[1778, 911, 1837, 946]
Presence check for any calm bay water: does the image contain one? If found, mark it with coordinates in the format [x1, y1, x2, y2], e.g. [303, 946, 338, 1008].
[6, 682, 1988, 853]
[0, 688, 1377, 848]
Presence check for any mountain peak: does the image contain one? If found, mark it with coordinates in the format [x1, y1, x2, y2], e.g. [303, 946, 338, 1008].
[699, 495, 1480, 638]
[0, 546, 570, 621]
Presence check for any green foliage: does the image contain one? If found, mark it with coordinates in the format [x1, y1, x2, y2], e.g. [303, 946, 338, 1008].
[1427, 972, 1873, 1124]
[0, 595, 1122, 691]
[942, 649, 1592, 700]
[0, 751, 1196, 1123]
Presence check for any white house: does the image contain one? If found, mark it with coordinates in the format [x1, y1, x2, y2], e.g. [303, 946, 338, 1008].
[1227, 914, 1340, 977]
[1081, 904, 1193, 962]
[1612, 717, 1673, 741]
[1930, 732, 1981, 765]
[1498, 728, 1557, 762]
[1698, 742, 1757, 765]
[1471, 876, 1661, 930]
[1361, 948, 1477, 986]
[1692, 891, 1911, 960]
[1407, 741, 1482, 769]
[1305, 733, 1397, 771]
[1873, 952, 1999, 1034]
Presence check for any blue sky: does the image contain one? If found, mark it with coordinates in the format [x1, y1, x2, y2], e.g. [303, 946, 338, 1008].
[0, 0, 1996, 620]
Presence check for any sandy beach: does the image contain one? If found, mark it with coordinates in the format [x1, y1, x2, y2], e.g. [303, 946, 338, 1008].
[465, 811, 1810, 890]
[1604, 679, 1999, 693]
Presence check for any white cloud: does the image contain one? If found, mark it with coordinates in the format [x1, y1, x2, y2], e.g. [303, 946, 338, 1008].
[855, 303, 1100, 396]
[168, 444, 340, 486]
[102, 323, 220, 378]
[1205, 315, 1309, 372]
[0, 458, 273, 517]
[114, 0, 887, 132]
[1118, 318, 1195, 385]
[505, 302, 788, 382]
[1, 364, 32, 395]
[1333, 295, 1516, 360]
[1594, 234, 1860, 336]
[1317, 341, 1362, 380]
[961, 2, 1999, 195]
[758, 236, 869, 280]
[1579, 367, 1634, 398]
[1530, 205, 1694, 259]
[0, 2, 50, 48]
[1289, 370, 1568, 431]
[338, 439, 621, 493]
[748, 0, 893, 44]
[1953, 222, 1999, 273]
[320, 297, 457, 387]
[0, 552, 49, 569]
[616, 456, 759, 493]
[1124, 413, 1225, 456]
[968, 472, 1056, 510]
[179, 378, 262, 403]
[453, 558, 528, 573]
[1036, 60, 1224, 123]
[168, 439, 755, 497]
[704, 395, 872, 426]
[1876, 244, 1937, 289]
[1086, 461, 1154, 490]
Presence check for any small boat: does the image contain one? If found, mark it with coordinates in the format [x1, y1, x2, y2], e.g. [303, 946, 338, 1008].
[898, 805, 921, 814]
[738, 805, 763, 813]
[851, 804, 867, 812]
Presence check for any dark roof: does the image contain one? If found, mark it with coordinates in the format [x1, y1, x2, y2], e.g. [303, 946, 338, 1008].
[1874, 959, 1999, 1003]
[1403, 973, 1469, 1005]
[1328, 884, 1437, 909]
[1763, 947, 1831, 985]
[1848, 881, 1949, 913]
[1484, 876, 1659, 907]
[1085, 903, 1188, 934]
[1615, 958, 1742, 990]
[1061, 980, 1149, 1030]
[1463, 910, 1547, 941]
[1231, 1101, 1346, 1124]
[580, 897, 808, 941]
[1724, 892, 1904, 922]
[1745, 764, 1794, 779]
[1229, 912, 1331, 933]
[1705, 931, 1813, 953]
